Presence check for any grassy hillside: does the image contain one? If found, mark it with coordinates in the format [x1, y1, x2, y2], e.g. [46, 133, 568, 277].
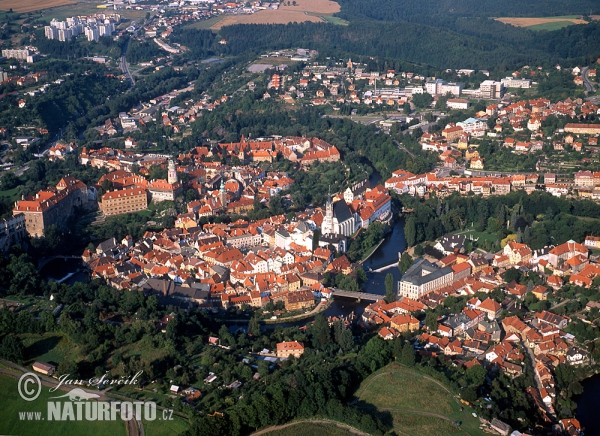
[355, 363, 487, 436]
[0, 374, 125, 436]
[261, 421, 358, 435]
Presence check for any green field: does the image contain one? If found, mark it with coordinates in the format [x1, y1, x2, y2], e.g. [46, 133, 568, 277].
[0, 374, 126, 436]
[527, 21, 577, 31]
[355, 364, 486, 436]
[454, 228, 498, 244]
[262, 422, 357, 436]
[185, 16, 225, 30]
[143, 414, 190, 436]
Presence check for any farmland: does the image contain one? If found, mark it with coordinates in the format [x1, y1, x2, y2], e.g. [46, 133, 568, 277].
[211, 0, 340, 29]
[0, 0, 76, 13]
[495, 15, 600, 30]
[355, 363, 487, 436]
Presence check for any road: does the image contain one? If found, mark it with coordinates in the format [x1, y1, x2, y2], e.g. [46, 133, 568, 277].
[393, 139, 415, 159]
[581, 67, 596, 94]
[120, 37, 135, 89]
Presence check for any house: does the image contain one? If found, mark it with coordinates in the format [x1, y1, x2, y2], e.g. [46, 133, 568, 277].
[276, 341, 305, 358]
[32, 361, 56, 376]
[478, 298, 502, 320]
[434, 234, 466, 255]
[390, 314, 420, 332]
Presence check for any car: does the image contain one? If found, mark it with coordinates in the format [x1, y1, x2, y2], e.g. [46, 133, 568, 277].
[472, 412, 477, 418]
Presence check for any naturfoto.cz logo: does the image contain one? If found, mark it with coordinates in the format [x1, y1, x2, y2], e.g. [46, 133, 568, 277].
[17, 372, 174, 422]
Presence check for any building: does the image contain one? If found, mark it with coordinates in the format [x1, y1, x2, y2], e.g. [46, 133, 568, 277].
[100, 188, 148, 216]
[564, 123, 600, 135]
[446, 98, 470, 110]
[1, 48, 39, 63]
[398, 258, 454, 299]
[390, 314, 420, 332]
[321, 191, 356, 237]
[32, 361, 56, 376]
[0, 214, 26, 252]
[284, 289, 315, 311]
[276, 341, 305, 358]
[13, 176, 88, 237]
[501, 77, 532, 89]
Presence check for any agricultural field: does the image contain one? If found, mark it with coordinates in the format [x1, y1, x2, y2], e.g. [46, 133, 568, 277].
[0, 0, 75, 13]
[355, 363, 487, 436]
[211, 0, 340, 29]
[496, 15, 600, 30]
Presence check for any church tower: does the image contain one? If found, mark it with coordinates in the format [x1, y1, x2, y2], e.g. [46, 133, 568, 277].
[167, 159, 177, 184]
[322, 186, 334, 235]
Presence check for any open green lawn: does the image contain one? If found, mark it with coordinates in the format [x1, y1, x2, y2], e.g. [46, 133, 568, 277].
[262, 422, 356, 436]
[527, 21, 577, 31]
[355, 363, 486, 436]
[454, 228, 498, 244]
[0, 374, 126, 436]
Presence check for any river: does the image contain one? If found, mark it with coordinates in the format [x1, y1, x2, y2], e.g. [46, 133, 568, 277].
[576, 373, 600, 435]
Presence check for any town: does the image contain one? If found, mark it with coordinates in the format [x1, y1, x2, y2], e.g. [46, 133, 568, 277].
[1, 1, 600, 435]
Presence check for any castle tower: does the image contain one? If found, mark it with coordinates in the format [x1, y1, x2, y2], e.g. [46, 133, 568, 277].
[219, 178, 227, 209]
[167, 159, 177, 184]
[347, 58, 353, 69]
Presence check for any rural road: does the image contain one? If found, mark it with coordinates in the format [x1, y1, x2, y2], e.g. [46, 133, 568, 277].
[393, 140, 415, 159]
[582, 67, 596, 94]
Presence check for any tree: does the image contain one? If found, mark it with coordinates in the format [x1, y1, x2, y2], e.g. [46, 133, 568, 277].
[405, 216, 417, 247]
[248, 315, 261, 337]
[384, 273, 396, 303]
[425, 311, 437, 331]
[400, 342, 415, 366]
[398, 252, 413, 273]
[310, 314, 331, 348]
[466, 364, 486, 388]
[1, 172, 19, 190]
[0, 335, 24, 363]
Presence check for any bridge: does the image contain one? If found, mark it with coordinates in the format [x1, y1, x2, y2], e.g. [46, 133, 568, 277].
[331, 288, 384, 302]
[37, 256, 82, 271]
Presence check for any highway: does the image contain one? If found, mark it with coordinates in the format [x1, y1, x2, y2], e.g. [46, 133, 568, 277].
[581, 67, 596, 94]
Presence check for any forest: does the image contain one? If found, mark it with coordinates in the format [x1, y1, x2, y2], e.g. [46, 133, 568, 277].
[402, 190, 600, 251]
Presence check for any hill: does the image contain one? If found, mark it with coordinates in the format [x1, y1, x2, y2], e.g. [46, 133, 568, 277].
[354, 363, 487, 436]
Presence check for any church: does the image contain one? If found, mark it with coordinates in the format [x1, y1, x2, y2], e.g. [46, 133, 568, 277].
[321, 190, 356, 237]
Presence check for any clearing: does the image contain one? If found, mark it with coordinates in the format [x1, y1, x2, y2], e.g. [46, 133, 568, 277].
[355, 363, 487, 436]
[211, 0, 340, 29]
[0, 0, 76, 13]
[496, 15, 600, 30]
